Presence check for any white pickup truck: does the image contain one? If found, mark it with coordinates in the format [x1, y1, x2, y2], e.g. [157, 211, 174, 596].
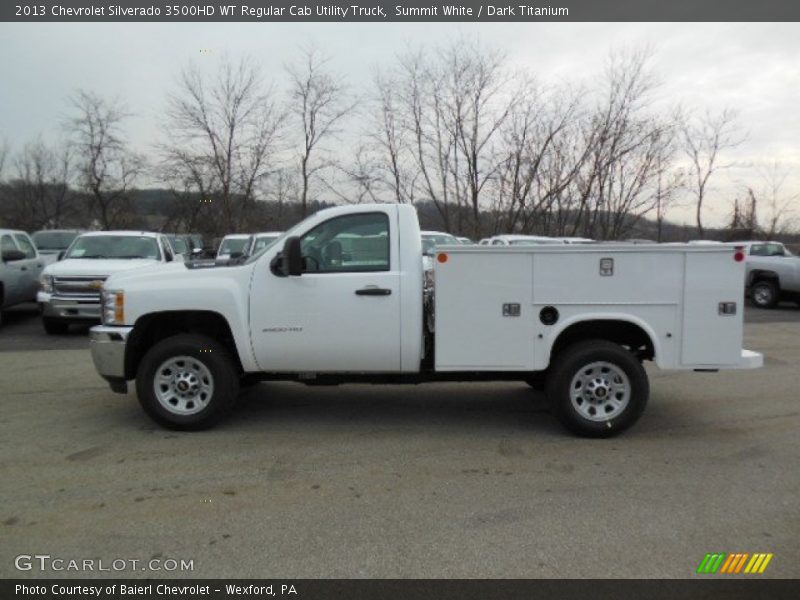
[740, 241, 800, 308]
[39, 231, 181, 334]
[89, 204, 762, 437]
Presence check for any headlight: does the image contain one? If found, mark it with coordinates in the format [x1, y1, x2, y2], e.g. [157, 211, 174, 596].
[39, 274, 54, 293]
[102, 289, 125, 325]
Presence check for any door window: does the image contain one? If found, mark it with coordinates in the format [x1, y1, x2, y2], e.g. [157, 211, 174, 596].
[13, 234, 37, 258]
[300, 213, 390, 273]
[2, 235, 17, 254]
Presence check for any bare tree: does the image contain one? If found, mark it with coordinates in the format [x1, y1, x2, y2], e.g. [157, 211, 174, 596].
[4, 138, 75, 230]
[379, 40, 521, 236]
[0, 138, 8, 180]
[681, 108, 743, 238]
[753, 160, 798, 238]
[66, 90, 143, 229]
[286, 48, 356, 217]
[162, 56, 284, 234]
[370, 71, 417, 204]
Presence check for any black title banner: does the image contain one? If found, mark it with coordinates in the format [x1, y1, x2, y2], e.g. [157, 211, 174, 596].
[3, 579, 800, 600]
[3, 0, 800, 22]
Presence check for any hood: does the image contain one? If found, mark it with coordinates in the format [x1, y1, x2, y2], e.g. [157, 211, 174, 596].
[43, 258, 161, 277]
[104, 260, 192, 288]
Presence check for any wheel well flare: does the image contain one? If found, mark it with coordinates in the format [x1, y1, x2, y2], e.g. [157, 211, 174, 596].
[125, 311, 241, 379]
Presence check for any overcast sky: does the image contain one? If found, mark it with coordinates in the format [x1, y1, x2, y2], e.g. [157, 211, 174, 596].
[1, 22, 798, 227]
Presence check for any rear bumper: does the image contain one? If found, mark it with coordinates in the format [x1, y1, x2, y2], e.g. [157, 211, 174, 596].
[738, 349, 764, 369]
[89, 325, 133, 393]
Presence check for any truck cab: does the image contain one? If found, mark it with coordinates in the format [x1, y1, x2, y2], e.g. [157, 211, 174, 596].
[89, 204, 762, 437]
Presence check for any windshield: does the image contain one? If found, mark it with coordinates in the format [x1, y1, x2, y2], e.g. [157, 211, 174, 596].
[422, 234, 459, 254]
[65, 235, 161, 260]
[509, 238, 563, 246]
[169, 236, 188, 254]
[219, 237, 250, 256]
[750, 243, 791, 257]
[32, 231, 79, 251]
[252, 235, 281, 254]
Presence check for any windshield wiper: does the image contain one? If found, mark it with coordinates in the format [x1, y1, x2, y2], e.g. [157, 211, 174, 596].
[73, 255, 109, 259]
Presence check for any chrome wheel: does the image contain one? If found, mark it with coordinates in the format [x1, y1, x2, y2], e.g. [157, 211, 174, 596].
[153, 355, 214, 416]
[569, 361, 631, 422]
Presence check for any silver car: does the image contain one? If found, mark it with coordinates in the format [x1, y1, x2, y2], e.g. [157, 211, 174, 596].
[0, 229, 44, 326]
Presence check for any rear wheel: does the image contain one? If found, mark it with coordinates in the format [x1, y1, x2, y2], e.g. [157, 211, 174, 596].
[43, 317, 69, 335]
[751, 280, 779, 309]
[136, 334, 239, 430]
[546, 340, 649, 438]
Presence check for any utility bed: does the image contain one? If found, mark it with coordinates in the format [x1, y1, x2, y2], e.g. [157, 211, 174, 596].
[434, 243, 753, 371]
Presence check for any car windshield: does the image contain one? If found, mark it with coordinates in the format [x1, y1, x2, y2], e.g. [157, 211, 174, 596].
[65, 235, 160, 260]
[32, 231, 79, 250]
[422, 234, 459, 254]
[169, 236, 188, 254]
[750, 243, 790, 257]
[219, 237, 249, 256]
[509, 238, 563, 246]
[252, 235, 281, 253]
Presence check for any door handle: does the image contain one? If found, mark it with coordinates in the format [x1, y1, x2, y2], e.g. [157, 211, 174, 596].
[355, 287, 392, 296]
[20, 266, 27, 271]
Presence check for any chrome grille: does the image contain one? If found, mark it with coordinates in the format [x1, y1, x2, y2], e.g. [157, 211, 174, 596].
[52, 276, 107, 301]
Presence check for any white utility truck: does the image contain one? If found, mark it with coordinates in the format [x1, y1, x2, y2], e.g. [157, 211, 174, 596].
[89, 204, 762, 437]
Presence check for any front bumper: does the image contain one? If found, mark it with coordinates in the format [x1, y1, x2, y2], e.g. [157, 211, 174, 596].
[89, 325, 134, 393]
[39, 292, 101, 321]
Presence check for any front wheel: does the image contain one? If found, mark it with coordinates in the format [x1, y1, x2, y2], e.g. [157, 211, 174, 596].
[546, 340, 649, 438]
[136, 334, 239, 430]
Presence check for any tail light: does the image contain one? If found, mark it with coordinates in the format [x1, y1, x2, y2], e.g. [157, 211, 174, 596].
[734, 246, 745, 262]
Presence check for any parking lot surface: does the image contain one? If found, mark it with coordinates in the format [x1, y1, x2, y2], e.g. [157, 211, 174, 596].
[1, 303, 798, 578]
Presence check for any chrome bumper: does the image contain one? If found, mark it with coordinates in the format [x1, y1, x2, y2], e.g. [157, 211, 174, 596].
[89, 325, 133, 391]
[41, 294, 101, 321]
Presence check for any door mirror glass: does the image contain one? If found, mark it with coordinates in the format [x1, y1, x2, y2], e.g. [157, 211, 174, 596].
[2, 249, 26, 262]
[284, 237, 303, 276]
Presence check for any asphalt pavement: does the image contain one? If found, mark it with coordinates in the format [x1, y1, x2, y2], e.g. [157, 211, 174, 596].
[0, 302, 798, 578]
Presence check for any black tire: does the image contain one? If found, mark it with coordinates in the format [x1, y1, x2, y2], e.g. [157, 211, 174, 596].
[240, 373, 262, 389]
[750, 280, 779, 309]
[43, 317, 69, 335]
[525, 373, 546, 391]
[136, 334, 239, 430]
[546, 339, 649, 438]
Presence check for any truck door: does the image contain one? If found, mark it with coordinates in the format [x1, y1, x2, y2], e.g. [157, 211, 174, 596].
[13, 233, 44, 300]
[2, 234, 28, 306]
[250, 210, 402, 372]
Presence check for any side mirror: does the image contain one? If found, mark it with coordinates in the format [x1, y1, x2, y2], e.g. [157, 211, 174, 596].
[57, 250, 66, 261]
[2, 249, 26, 262]
[191, 247, 203, 257]
[284, 237, 303, 276]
